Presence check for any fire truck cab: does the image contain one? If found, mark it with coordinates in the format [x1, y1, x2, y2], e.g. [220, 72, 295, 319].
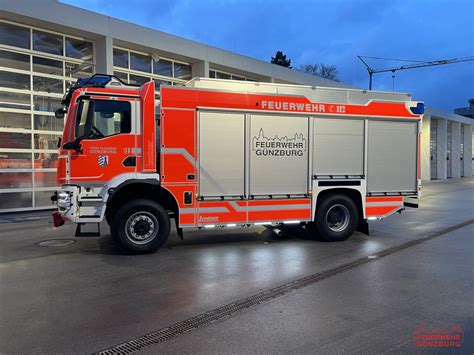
[53, 74, 423, 253]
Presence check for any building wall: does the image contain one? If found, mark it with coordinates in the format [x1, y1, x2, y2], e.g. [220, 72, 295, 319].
[421, 115, 431, 180]
[465, 125, 473, 177]
[422, 108, 474, 182]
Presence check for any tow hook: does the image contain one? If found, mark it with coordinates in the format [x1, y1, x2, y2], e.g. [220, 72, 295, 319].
[52, 211, 65, 227]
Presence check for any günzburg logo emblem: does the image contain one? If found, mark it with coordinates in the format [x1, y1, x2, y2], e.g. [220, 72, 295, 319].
[98, 155, 109, 167]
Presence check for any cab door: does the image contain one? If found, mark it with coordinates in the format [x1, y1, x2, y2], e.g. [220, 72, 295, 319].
[68, 96, 139, 183]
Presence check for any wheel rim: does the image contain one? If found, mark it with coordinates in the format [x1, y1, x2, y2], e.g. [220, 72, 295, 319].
[325, 204, 350, 232]
[125, 211, 159, 244]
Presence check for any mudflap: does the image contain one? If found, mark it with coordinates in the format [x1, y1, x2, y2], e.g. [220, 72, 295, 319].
[52, 211, 65, 227]
[357, 219, 369, 235]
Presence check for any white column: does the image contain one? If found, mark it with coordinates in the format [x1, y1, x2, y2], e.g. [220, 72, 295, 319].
[451, 121, 461, 178]
[437, 118, 447, 180]
[95, 35, 114, 75]
[464, 125, 473, 176]
[421, 115, 431, 180]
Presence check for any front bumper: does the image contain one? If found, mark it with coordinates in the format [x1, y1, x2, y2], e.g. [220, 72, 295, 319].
[54, 185, 106, 224]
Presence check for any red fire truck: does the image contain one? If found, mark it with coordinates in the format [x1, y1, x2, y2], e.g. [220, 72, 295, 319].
[52, 74, 423, 252]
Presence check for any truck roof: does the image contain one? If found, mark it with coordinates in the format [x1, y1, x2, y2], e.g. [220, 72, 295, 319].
[185, 78, 413, 106]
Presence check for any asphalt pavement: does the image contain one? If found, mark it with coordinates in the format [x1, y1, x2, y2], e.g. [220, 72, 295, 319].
[0, 178, 472, 354]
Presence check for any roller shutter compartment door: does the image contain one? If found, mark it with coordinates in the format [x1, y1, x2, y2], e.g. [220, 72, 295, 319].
[367, 120, 418, 193]
[313, 117, 364, 176]
[199, 111, 245, 197]
[249, 114, 309, 196]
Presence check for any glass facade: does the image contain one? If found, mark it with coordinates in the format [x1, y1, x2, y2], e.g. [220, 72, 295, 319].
[113, 46, 191, 92]
[209, 69, 255, 81]
[0, 20, 94, 211]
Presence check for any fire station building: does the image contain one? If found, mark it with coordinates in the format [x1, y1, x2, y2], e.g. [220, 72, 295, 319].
[0, 0, 472, 212]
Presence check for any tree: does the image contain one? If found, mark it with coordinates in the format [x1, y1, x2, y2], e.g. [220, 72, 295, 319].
[319, 64, 338, 81]
[271, 51, 292, 68]
[298, 63, 339, 81]
[298, 63, 319, 76]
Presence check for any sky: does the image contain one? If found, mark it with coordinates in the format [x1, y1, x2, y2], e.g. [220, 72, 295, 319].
[61, 0, 474, 112]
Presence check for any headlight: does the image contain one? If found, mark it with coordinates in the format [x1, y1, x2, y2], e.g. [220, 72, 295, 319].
[57, 190, 71, 208]
[58, 191, 69, 200]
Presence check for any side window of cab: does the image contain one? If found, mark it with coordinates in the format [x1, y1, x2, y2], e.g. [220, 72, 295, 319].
[75, 98, 131, 139]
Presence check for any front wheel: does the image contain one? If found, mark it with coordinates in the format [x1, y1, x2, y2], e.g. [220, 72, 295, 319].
[111, 199, 170, 253]
[306, 194, 359, 242]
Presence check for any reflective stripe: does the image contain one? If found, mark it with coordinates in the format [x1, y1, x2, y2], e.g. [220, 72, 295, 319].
[365, 197, 403, 202]
[366, 205, 403, 218]
[181, 204, 311, 214]
[181, 207, 229, 214]
[366, 201, 403, 207]
[228, 201, 310, 212]
[161, 148, 195, 165]
[245, 204, 311, 211]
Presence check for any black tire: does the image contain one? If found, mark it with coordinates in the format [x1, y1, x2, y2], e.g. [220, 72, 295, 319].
[105, 212, 114, 226]
[306, 194, 359, 242]
[111, 199, 170, 253]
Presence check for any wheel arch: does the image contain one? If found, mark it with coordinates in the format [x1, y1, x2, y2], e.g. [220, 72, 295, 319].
[314, 187, 364, 223]
[106, 180, 179, 219]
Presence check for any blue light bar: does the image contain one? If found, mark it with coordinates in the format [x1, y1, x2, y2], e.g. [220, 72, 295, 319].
[77, 75, 112, 88]
[410, 102, 425, 115]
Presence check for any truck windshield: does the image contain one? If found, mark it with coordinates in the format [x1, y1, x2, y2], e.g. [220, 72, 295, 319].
[75, 99, 131, 139]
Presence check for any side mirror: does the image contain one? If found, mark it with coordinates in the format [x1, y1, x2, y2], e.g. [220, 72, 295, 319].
[55, 108, 67, 119]
[62, 140, 82, 153]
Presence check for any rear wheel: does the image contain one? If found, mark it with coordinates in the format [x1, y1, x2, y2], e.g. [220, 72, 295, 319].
[111, 199, 170, 253]
[306, 194, 358, 242]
